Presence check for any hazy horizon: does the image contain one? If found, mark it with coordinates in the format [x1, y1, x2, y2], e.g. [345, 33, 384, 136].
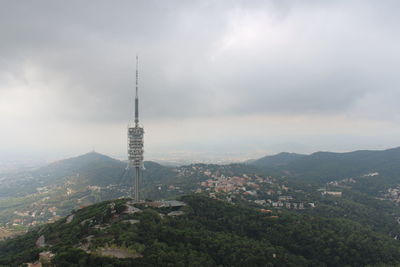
[2, 144, 400, 172]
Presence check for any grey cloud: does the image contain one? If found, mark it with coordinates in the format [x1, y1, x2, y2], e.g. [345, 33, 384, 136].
[0, 0, 399, 124]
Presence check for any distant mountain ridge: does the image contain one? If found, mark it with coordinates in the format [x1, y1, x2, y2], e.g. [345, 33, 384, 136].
[251, 147, 400, 184]
[251, 152, 306, 167]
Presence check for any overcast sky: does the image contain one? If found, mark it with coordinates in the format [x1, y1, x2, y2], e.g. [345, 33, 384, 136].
[1, 0, 399, 163]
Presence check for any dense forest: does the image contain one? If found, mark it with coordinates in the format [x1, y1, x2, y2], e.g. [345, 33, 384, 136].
[1, 194, 400, 266]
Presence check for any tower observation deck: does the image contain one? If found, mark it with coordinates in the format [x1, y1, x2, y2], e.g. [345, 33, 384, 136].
[128, 56, 144, 202]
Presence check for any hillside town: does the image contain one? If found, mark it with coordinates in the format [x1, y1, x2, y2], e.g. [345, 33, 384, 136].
[174, 164, 316, 210]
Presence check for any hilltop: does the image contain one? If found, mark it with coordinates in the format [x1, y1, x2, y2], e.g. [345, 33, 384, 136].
[0, 152, 174, 197]
[2, 194, 400, 266]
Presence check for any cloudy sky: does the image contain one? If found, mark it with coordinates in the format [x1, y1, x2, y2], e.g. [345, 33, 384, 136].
[1, 0, 399, 163]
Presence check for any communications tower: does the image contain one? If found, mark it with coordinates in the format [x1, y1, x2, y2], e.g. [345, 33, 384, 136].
[128, 56, 144, 202]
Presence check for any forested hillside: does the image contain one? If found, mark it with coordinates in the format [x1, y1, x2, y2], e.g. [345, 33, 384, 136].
[252, 147, 400, 184]
[1, 195, 400, 267]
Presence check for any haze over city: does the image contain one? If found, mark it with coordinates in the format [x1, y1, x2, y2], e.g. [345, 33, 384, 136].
[1, 0, 399, 164]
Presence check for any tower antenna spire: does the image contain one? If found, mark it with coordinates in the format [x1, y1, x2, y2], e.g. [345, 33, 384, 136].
[135, 55, 139, 126]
